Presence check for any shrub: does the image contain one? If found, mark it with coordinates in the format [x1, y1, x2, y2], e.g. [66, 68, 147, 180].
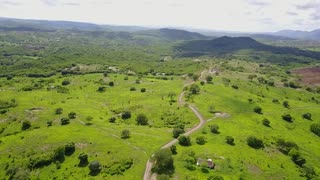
[200, 81, 205, 85]
[253, 106, 262, 114]
[60, 117, 70, 125]
[170, 145, 177, 155]
[225, 136, 234, 145]
[53, 146, 65, 162]
[136, 113, 148, 125]
[61, 80, 70, 86]
[47, 121, 53, 127]
[121, 129, 130, 139]
[178, 135, 191, 146]
[288, 149, 306, 167]
[206, 76, 213, 82]
[121, 111, 131, 119]
[108, 82, 114, 86]
[276, 139, 298, 154]
[97, 86, 106, 92]
[272, 99, 279, 103]
[65, 142, 76, 156]
[231, 85, 238, 89]
[195, 136, 206, 145]
[109, 117, 116, 123]
[151, 149, 174, 175]
[302, 113, 312, 120]
[189, 84, 200, 94]
[89, 160, 101, 172]
[247, 136, 264, 149]
[201, 167, 209, 173]
[283, 101, 290, 108]
[208, 175, 224, 180]
[140, 88, 146, 92]
[282, 114, 293, 122]
[310, 123, 320, 137]
[78, 153, 89, 166]
[210, 124, 219, 134]
[262, 118, 270, 127]
[55, 108, 63, 114]
[172, 128, 185, 138]
[130, 87, 136, 91]
[157, 174, 170, 180]
[21, 121, 31, 130]
[68, 112, 77, 119]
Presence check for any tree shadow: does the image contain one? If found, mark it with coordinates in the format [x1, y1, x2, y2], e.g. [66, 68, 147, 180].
[89, 169, 101, 176]
[78, 161, 89, 167]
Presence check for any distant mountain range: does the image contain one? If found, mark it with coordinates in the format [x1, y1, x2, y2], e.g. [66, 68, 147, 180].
[271, 29, 320, 40]
[176, 36, 320, 60]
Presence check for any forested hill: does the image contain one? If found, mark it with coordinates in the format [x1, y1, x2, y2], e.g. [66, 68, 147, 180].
[175, 36, 320, 60]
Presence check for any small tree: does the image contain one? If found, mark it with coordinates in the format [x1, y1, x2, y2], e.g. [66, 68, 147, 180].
[225, 136, 234, 145]
[109, 117, 116, 123]
[192, 74, 199, 81]
[136, 113, 148, 125]
[89, 160, 101, 173]
[61, 80, 70, 86]
[97, 86, 106, 92]
[130, 87, 136, 91]
[310, 123, 320, 137]
[247, 136, 264, 149]
[262, 118, 270, 127]
[65, 142, 75, 156]
[282, 114, 293, 122]
[189, 84, 200, 95]
[210, 124, 219, 134]
[21, 121, 31, 130]
[68, 112, 77, 119]
[55, 108, 63, 115]
[151, 148, 174, 175]
[206, 76, 213, 82]
[178, 135, 191, 146]
[78, 153, 89, 166]
[172, 128, 185, 138]
[60, 117, 70, 125]
[170, 145, 177, 155]
[121, 111, 131, 119]
[121, 129, 130, 139]
[288, 149, 306, 167]
[302, 113, 312, 120]
[283, 101, 290, 108]
[140, 88, 146, 93]
[253, 106, 262, 114]
[195, 136, 206, 145]
[108, 82, 114, 86]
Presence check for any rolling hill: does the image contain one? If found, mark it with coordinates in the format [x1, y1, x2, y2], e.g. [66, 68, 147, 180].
[272, 29, 320, 40]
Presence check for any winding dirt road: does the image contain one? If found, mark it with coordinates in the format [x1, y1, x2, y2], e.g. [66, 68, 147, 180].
[143, 80, 207, 180]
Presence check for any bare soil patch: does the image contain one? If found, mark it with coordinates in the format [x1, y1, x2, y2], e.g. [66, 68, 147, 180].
[292, 67, 320, 85]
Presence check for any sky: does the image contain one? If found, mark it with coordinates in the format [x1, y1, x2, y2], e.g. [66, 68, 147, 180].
[0, 0, 319, 32]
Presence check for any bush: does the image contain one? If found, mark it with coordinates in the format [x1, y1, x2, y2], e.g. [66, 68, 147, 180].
[170, 145, 177, 155]
[201, 167, 209, 173]
[210, 124, 219, 134]
[55, 108, 63, 114]
[65, 142, 75, 156]
[97, 86, 106, 92]
[151, 149, 174, 175]
[282, 114, 293, 122]
[68, 112, 77, 119]
[225, 136, 234, 145]
[302, 113, 312, 120]
[247, 136, 264, 149]
[195, 136, 206, 145]
[231, 85, 238, 89]
[200, 81, 205, 85]
[172, 128, 185, 138]
[206, 76, 213, 82]
[89, 160, 101, 172]
[130, 87, 136, 91]
[109, 117, 116, 123]
[288, 149, 306, 167]
[178, 135, 191, 146]
[208, 175, 224, 180]
[47, 121, 53, 127]
[78, 153, 89, 166]
[276, 139, 298, 154]
[21, 121, 31, 130]
[61, 80, 70, 86]
[60, 117, 70, 125]
[262, 118, 270, 127]
[272, 99, 279, 103]
[121, 129, 130, 139]
[283, 101, 290, 108]
[253, 106, 262, 114]
[310, 123, 320, 137]
[53, 146, 65, 162]
[157, 174, 170, 180]
[108, 82, 114, 86]
[121, 111, 131, 119]
[189, 84, 200, 94]
[136, 113, 148, 125]
[140, 88, 146, 92]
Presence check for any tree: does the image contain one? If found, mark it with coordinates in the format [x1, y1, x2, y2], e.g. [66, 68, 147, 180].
[121, 111, 131, 119]
[288, 149, 306, 167]
[136, 113, 148, 125]
[262, 118, 270, 127]
[200, 81, 205, 86]
[247, 136, 264, 149]
[283, 101, 290, 108]
[192, 74, 199, 81]
[172, 128, 185, 138]
[89, 160, 101, 172]
[282, 114, 293, 122]
[206, 75, 213, 82]
[78, 153, 89, 166]
[196, 136, 206, 145]
[53, 146, 65, 162]
[121, 129, 130, 139]
[68, 112, 77, 119]
[21, 121, 31, 130]
[140, 88, 146, 93]
[178, 135, 191, 146]
[189, 84, 200, 95]
[225, 136, 234, 145]
[55, 108, 63, 115]
[60, 117, 70, 125]
[65, 142, 75, 156]
[170, 145, 177, 155]
[210, 124, 219, 134]
[253, 106, 262, 114]
[310, 123, 320, 137]
[151, 148, 174, 175]
[302, 113, 312, 120]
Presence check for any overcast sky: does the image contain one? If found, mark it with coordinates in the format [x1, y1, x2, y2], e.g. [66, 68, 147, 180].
[0, 0, 319, 32]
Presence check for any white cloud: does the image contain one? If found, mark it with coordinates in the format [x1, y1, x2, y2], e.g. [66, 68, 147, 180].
[0, 0, 319, 32]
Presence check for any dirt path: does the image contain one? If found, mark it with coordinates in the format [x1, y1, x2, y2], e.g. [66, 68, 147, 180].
[143, 79, 208, 180]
